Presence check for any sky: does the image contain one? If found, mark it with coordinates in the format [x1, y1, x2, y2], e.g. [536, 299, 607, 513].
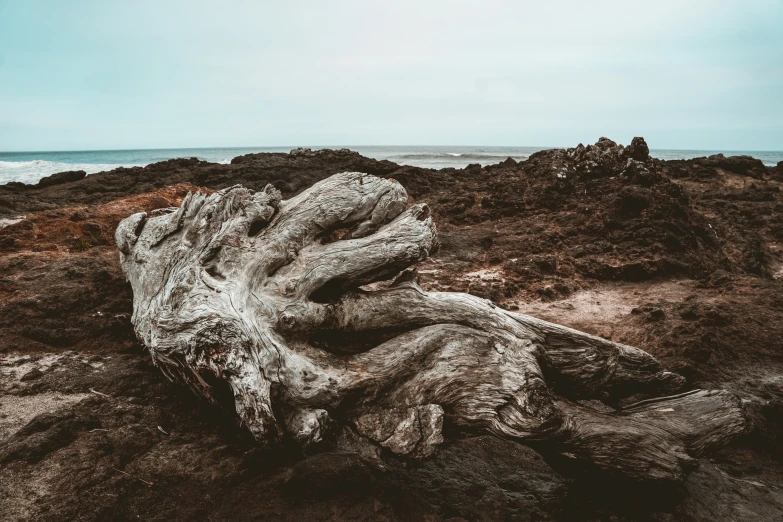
[0, 0, 781, 151]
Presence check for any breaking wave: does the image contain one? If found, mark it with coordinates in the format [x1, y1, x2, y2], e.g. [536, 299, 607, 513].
[384, 152, 534, 167]
[0, 160, 144, 185]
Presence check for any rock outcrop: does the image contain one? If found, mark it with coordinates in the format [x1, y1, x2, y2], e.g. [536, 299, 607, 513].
[36, 169, 87, 188]
[1, 139, 782, 521]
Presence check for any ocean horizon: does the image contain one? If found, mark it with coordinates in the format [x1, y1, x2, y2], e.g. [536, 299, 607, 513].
[1, 145, 782, 186]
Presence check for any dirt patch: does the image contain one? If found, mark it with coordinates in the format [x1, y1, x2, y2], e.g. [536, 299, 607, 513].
[0, 392, 91, 441]
[516, 280, 694, 336]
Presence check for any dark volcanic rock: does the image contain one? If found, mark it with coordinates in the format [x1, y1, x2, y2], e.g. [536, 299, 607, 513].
[1, 138, 782, 521]
[699, 153, 768, 176]
[627, 136, 651, 161]
[283, 453, 376, 499]
[661, 152, 778, 182]
[388, 436, 569, 521]
[0, 151, 406, 216]
[0, 185, 198, 354]
[427, 137, 735, 294]
[36, 170, 87, 188]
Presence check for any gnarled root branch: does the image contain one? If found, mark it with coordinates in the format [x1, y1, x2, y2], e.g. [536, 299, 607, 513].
[116, 172, 746, 482]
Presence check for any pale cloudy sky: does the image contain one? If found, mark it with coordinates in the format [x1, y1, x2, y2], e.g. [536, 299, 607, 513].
[0, 0, 781, 151]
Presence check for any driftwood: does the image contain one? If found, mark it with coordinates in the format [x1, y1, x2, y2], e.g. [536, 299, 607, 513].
[116, 172, 745, 482]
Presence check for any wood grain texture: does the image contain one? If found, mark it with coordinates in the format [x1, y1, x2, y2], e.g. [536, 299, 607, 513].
[116, 172, 746, 481]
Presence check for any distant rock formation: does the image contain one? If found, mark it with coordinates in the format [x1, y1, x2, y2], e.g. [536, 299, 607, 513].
[36, 170, 87, 188]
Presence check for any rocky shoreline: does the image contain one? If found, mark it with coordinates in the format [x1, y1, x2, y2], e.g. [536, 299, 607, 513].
[1, 138, 782, 521]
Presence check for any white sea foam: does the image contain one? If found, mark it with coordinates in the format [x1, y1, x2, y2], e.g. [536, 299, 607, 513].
[0, 160, 144, 185]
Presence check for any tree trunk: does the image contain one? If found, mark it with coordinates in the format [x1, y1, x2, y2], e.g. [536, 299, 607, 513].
[116, 172, 746, 482]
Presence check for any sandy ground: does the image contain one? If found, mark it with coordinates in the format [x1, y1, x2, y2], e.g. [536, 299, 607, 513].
[514, 280, 695, 338]
[0, 353, 103, 439]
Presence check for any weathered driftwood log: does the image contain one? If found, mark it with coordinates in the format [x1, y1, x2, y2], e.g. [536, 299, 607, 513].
[116, 172, 745, 482]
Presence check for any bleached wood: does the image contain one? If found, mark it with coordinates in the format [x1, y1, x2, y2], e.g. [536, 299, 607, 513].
[116, 172, 745, 482]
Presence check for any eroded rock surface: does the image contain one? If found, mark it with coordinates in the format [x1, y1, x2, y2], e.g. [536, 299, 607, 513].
[1, 139, 782, 521]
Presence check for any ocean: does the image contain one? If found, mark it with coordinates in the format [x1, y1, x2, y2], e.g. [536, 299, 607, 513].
[1, 146, 781, 186]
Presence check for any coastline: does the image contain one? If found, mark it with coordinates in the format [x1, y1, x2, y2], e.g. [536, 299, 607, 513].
[1, 138, 782, 520]
[2, 145, 782, 186]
